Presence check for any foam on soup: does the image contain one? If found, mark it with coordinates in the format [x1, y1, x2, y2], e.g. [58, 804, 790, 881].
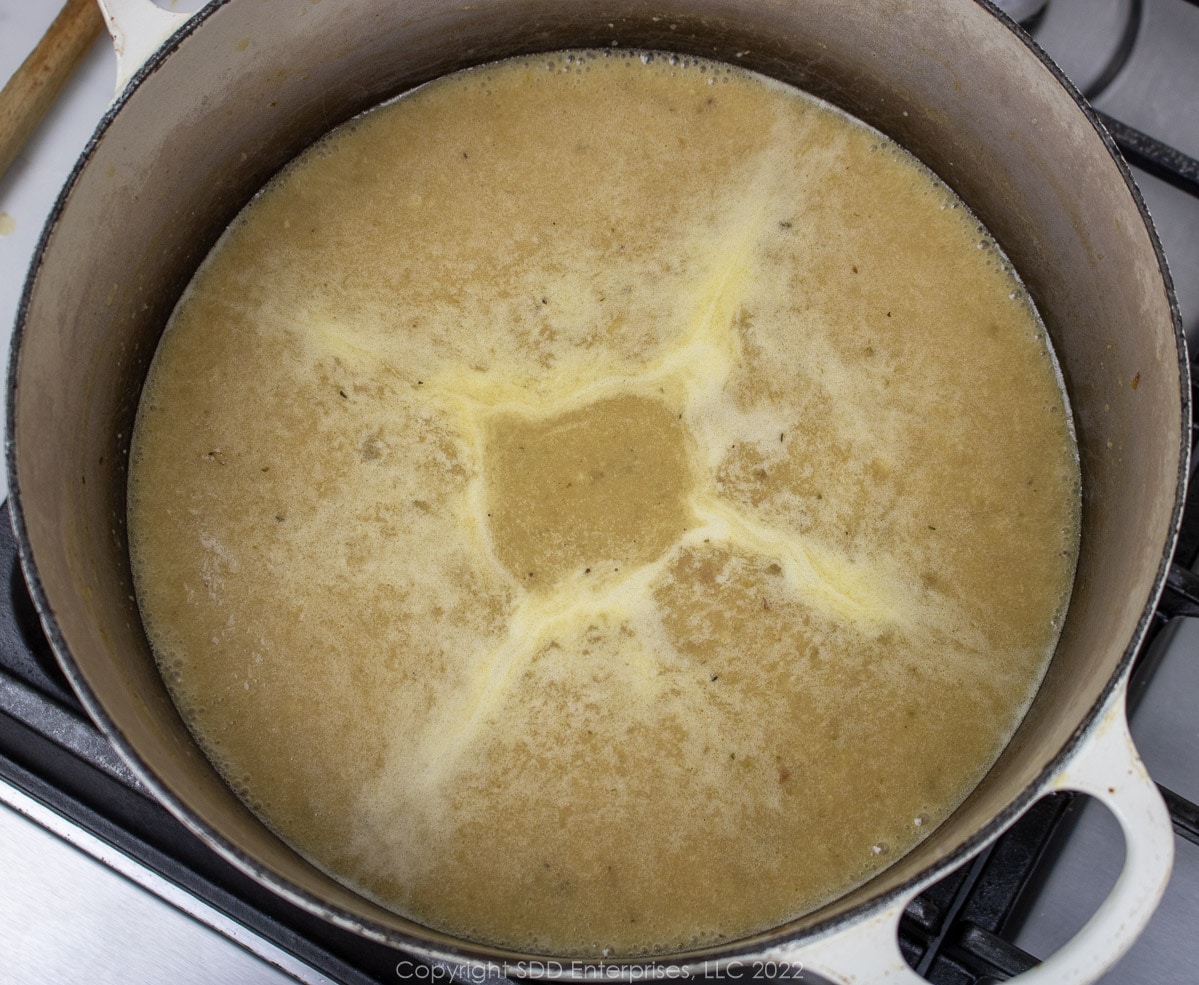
[128, 51, 1081, 957]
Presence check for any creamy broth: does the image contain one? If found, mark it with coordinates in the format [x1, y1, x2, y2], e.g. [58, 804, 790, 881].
[128, 51, 1081, 957]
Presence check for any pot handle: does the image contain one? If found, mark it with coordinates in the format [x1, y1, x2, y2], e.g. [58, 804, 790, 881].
[96, 0, 195, 95]
[768, 686, 1174, 985]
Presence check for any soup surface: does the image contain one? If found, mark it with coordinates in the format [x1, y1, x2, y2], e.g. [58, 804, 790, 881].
[128, 51, 1081, 957]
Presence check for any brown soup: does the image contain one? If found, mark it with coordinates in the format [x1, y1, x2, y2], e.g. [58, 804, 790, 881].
[128, 51, 1081, 957]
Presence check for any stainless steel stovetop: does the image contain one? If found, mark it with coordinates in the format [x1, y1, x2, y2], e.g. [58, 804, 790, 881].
[1, 2, 1196, 983]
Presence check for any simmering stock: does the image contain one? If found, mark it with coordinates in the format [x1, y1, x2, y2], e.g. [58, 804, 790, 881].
[128, 51, 1081, 957]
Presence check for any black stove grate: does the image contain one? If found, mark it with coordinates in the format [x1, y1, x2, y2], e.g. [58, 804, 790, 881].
[2, 93, 1199, 985]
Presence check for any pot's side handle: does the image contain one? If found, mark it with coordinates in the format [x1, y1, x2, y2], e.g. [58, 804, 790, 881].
[767, 687, 1174, 985]
[96, 0, 194, 96]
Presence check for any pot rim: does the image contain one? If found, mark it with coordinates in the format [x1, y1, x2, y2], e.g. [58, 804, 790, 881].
[5, 0, 1190, 972]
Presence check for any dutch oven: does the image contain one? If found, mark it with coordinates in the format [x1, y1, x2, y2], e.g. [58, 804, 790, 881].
[6, 0, 1188, 981]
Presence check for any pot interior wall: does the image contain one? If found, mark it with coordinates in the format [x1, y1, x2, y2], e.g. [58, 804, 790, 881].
[10, 0, 1184, 961]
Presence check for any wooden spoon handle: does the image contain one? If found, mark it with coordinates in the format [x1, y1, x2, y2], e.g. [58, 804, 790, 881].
[0, 0, 106, 182]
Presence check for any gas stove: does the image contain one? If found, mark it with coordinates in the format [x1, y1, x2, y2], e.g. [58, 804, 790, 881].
[1, 2, 1197, 983]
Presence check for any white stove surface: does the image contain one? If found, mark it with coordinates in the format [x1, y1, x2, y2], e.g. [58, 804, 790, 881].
[0, 775, 324, 984]
[1, 3, 1196, 984]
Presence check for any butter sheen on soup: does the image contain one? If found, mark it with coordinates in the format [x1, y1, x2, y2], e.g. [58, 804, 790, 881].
[128, 51, 1081, 957]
